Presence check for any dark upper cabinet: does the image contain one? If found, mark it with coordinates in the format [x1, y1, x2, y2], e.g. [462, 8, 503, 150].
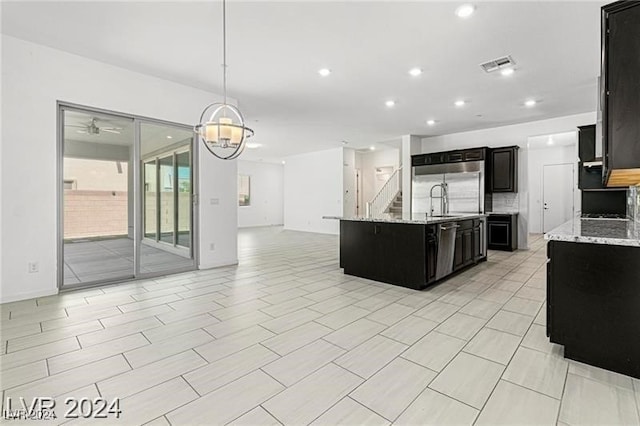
[489, 146, 518, 193]
[602, 1, 640, 187]
[578, 125, 596, 162]
[412, 148, 485, 167]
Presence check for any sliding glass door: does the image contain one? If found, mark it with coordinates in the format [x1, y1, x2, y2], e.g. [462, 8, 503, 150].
[59, 104, 197, 289]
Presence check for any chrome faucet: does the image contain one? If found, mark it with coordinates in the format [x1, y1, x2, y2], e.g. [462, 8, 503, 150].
[429, 183, 449, 217]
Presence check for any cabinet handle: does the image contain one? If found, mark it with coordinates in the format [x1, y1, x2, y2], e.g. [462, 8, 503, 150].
[441, 225, 461, 230]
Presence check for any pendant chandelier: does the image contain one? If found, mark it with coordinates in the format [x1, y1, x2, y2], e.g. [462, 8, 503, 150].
[195, 0, 254, 160]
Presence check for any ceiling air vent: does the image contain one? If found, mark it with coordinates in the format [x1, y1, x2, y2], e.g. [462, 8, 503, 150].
[480, 55, 516, 73]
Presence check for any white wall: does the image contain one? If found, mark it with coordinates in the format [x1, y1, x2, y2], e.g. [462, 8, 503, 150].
[343, 149, 357, 217]
[420, 112, 596, 249]
[1, 35, 238, 302]
[237, 160, 284, 228]
[283, 148, 343, 234]
[528, 143, 579, 233]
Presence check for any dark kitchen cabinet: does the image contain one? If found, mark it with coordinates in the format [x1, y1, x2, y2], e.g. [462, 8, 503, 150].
[426, 226, 438, 283]
[487, 214, 518, 251]
[453, 219, 480, 271]
[547, 240, 640, 379]
[578, 125, 596, 162]
[602, 1, 640, 187]
[489, 146, 518, 192]
[412, 148, 486, 167]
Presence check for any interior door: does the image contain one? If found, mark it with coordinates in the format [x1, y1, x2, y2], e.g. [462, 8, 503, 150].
[543, 163, 574, 232]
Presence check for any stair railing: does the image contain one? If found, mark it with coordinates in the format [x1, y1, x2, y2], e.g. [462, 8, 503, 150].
[366, 167, 402, 218]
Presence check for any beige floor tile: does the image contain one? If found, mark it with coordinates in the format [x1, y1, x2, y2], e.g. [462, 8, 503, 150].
[515, 286, 546, 302]
[520, 323, 562, 355]
[502, 296, 542, 317]
[49, 333, 149, 374]
[395, 293, 437, 309]
[475, 380, 560, 425]
[0, 337, 79, 371]
[263, 363, 362, 425]
[486, 310, 533, 336]
[260, 308, 323, 334]
[568, 360, 635, 390]
[185, 344, 279, 394]
[335, 335, 407, 379]
[394, 388, 478, 426]
[311, 397, 390, 426]
[228, 406, 281, 426]
[125, 329, 212, 368]
[204, 311, 274, 338]
[213, 299, 272, 321]
[7, 320, 103, 352]
[401, 331, 466, 372]
[98, 305, 172, 328]
[490, 279, 524, 292]
[263, 339, 345, 387]
[0, 322, 41, 341]
[0, 359, 48, 390]
[438, 290, 477, 307]
[195, 325, 274, 363]
[5, 355, 130, 403]
[380, 315, 439, 346]
[559, 373, 639, 425]
[434, 313, 486, 341]
[429, 352, 504, 409]
[503, 347, 568, 398]
[260, 288, 310, 305]
[458, 298, 502, 320]
[118, 294, 182, 313]
[97, 350, 206, 401]
[413, 300, 459, 323]
[309, 295, 360, 314]
[477, 288, 514, 304]
[142, 313, 219, 343]
[261, 322, 331, 356]
[323, 319, 387, 350]
[350, 357, 436, 421]
[102, 377, 198, 425]
[167, 370, 284, 425]
[78, 317, 161, 347]
[463, 328, 521, 365]
[315, 306, 371, 330]
[366, 303, 416, 326]
[143, 415, 171, 426]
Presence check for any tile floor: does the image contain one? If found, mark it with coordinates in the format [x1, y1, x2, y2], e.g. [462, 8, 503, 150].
[2, 227, 639, 425]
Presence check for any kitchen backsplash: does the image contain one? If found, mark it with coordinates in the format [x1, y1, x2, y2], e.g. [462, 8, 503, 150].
[627, 185, 640, 225]
[491, 193, 519, 212]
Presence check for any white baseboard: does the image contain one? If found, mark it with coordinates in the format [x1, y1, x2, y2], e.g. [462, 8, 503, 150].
[0, 288, 59, 304]
[198, 259, 239, 270]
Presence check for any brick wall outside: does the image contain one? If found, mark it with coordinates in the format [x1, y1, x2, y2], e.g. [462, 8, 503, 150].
[64, 190, 190, 240]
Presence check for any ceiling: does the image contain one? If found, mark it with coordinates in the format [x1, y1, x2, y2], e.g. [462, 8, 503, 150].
[2, 1, 605, 163]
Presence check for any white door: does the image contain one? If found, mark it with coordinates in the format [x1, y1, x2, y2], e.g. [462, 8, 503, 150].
[543, 163, 574, 232]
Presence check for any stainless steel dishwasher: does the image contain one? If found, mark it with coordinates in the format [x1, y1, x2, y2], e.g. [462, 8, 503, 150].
[435, 222, 459, 280]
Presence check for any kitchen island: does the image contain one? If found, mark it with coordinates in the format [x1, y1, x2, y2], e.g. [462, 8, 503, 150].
[545, 217, 640, 379]
[329, 215, 487, 290]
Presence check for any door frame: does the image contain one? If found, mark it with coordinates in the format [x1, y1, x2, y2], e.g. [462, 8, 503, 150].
[541, 162, 575, 233]
[56, 101, 200, 290]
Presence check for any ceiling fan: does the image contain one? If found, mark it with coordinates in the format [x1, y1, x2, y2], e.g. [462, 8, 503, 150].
[66, 117, 122, 135]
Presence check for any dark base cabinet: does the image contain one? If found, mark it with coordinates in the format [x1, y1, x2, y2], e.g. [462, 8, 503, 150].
[547, 240, 640, 379]
[487, 214, 518, 251]
[340, 219, 486, 291]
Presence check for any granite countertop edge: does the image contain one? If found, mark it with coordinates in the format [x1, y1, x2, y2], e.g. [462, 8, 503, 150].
[323, 213, 486, 225]
[544, 217, 640, 248]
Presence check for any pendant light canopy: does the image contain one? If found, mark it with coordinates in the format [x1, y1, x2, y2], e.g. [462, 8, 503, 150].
[195, 0, 254, 160]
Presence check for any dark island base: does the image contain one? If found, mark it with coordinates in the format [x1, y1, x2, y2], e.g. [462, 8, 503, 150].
[547, 240, 640, 379]
[339, 219, 487, 291]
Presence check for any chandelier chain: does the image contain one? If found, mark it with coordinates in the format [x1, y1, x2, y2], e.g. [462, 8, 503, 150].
[222, 0, 227, 105]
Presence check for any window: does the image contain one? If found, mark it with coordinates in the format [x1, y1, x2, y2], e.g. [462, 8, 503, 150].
[238, 175, 250, 206]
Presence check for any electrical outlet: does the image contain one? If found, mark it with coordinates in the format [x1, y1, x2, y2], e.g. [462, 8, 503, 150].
[210, 243, 215, 250]
[28, 262, 39, 273]
[210, 198, 219, 205]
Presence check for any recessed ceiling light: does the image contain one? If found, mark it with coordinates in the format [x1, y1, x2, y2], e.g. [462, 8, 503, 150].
[455, 4, 475, 18]
[426, 119, 436, 126]
[409, 68, 423, 77]
[501, 68, 515, 76]
[166, 135, 173, 139]
[455, 100, 466, 107]
[282, 160, 286, 164]
[385, 100, 396, 107]
[246, 142, 262, 149]
[525, 99, 537, 107]
[370, 146, 376, 151]
[318, 68, 331, 77]
[341, 140, 349, 145]
[547, 137, 554, 145]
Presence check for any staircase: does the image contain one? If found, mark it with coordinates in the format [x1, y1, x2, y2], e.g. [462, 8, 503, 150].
[386, 192, 403, 218]
[366, 167, 402, 219]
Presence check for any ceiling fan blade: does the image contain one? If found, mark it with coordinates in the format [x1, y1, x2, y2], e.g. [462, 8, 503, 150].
[102, 129, 121, 134]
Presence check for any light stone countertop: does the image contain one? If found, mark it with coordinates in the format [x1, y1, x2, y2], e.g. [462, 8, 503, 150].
[323, 213, 486, 225]
[544, 217, 640, 247]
